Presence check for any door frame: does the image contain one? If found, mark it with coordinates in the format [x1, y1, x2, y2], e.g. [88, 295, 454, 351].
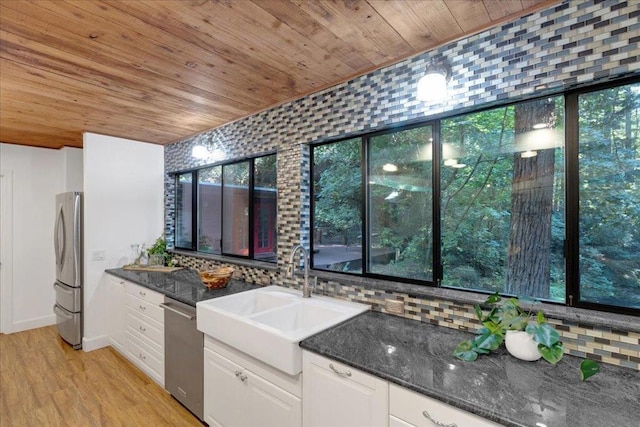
[0, 171, 14, 333]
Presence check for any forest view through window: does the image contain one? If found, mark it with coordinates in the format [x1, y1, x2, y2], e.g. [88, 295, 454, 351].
[311, 80, 639, 312]
[441, 97, 565, 301]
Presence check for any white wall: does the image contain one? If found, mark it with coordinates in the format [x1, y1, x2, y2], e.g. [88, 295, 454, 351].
[0, 143, 82, 332]
[62, 147, 84, 191]
[82, 133, 164, 351]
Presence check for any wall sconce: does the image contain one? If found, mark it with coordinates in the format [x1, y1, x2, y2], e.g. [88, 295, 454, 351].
[192, 145, 226, 161]
[192, 145, 209, 159]
[417, 59, 452, 104]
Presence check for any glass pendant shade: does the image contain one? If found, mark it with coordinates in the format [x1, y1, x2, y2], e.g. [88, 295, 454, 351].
[416, 60, 451, 104]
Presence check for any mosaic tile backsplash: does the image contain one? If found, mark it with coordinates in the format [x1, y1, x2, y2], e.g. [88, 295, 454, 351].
[167, 0, 640, 370]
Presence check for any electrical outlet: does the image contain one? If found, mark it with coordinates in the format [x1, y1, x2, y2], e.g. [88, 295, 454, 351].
[385, 299, 404, 315]
[91, 250, 106, 261]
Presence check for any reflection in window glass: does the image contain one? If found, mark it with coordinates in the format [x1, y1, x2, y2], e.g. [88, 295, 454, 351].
[312, 139, 363, 272]
[253, 155, 277, 262]
[369, 127, 433, 281]
[579, 83, 640, 309]
[441, 97, 565, 301]
[198, 166, 222, 254]
[176, 173, 193, 249]
[222, 162, 250, 256]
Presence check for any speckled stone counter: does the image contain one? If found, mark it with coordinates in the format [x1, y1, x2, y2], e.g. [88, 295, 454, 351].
[300, 311, 640, 427]
[105, 268, 259, 306]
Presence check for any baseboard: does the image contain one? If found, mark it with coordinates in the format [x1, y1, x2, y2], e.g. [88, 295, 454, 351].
[10, 314, 56, 333]
[82, 334, 110, 352]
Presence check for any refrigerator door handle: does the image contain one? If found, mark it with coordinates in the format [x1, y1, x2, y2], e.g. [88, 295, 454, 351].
[54, 205, 66, 269]
[73, 196, 81, 287]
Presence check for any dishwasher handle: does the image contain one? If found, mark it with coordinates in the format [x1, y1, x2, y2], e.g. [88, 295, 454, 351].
[160, 302, 196, 321]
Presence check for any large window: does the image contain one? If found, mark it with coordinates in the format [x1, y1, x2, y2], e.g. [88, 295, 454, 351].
[441, 97, 565, 301]
[198, 165, 222, 253]
[311, 79, 639, 313]
[369, 126, 433, 281]
[577, 83, 640, 309]
[176, 173, 194, 248]
[174, 153, 277, 262]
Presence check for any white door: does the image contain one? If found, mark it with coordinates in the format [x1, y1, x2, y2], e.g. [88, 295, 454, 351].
[204, 348, 246, 427]
[245, 369, 301, 427]
[0, 171, 13, 333]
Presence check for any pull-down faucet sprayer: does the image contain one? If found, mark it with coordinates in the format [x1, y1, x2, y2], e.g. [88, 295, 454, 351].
[288, 245, 312, 298]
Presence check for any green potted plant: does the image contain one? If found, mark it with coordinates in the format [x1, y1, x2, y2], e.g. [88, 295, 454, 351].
[454, 292, 564, 364]
[453, 292, 600, 380]
[146, 235, 172, 266]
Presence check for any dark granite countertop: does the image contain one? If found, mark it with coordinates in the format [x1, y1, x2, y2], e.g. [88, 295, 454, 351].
[105, 268, 260, 306]
[300, 311, 640, 427]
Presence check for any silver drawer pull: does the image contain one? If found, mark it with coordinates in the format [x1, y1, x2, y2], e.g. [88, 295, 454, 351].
[423, 411, 457, 427]
[329, 363, 351, 377]
[235, 370, 242, 377]
[139, 325, 146, 332]
[139, 290, 146, 297]
[139, 305, 146, 311]
[139, 353, 146, 360]
[239, 374, 247, 382]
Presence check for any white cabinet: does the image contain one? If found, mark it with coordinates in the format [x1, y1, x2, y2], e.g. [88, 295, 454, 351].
[125, 281, 165, 386]
[204, 336, 301, 427]
[302, 351, 388, 427]
[389, 383, 501, 427]
[106, 274, 166, 387]
[105, 275, 127, 353]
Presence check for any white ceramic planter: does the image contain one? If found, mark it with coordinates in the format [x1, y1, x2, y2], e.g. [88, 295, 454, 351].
[505, 330, 542, 361]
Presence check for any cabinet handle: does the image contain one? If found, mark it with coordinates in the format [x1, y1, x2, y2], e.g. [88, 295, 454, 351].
[139, 290, 146, 297]
[139, 325, 146, 332]
[234, 370, 247, 382]
[329, 363, 351, 377]
[139, 305, 146, 311]
[139, 353, 146, 361]
[422, 411, 457, 427]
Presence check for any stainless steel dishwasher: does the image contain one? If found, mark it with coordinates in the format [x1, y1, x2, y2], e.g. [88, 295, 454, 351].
[161, 297, 204, 421]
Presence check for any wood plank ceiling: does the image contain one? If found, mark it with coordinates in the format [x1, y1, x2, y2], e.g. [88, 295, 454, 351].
[0, 0, 559, 149]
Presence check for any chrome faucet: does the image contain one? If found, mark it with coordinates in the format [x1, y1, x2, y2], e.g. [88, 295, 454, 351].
[288, 245, 312, 298]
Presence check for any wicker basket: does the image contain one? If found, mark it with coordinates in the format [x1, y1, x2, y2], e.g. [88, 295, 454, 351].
[199, 267, 234, 289]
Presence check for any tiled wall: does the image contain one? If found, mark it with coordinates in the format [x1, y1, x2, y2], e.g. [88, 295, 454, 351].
[165, 0, 640, 370]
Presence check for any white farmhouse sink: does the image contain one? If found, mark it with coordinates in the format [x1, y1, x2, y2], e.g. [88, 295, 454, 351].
[196, 286, 369, 375]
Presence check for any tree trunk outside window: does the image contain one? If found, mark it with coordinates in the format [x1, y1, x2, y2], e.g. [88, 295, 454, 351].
[505, 99, 556, 299]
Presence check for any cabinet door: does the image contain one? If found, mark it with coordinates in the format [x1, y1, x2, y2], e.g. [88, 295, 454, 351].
[204, 348, 246, 427]
[246, 370, 301, 427]
[303, 351, 388, 427]
[389, 415, 413, 427]
[390, 384, 501, 427]
[105, 276, 127, 353]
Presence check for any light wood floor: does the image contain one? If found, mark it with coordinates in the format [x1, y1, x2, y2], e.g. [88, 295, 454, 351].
[0, 326, 203, 427]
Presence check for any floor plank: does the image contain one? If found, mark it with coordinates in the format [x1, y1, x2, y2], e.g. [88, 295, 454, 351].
[0, 326, 202, 427]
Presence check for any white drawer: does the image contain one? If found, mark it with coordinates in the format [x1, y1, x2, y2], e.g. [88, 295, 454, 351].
[389, 383, 501, 427]
[126, 293, 164, 324]
[125, 281, 165, 305]
[127, 332, 164, 385]
[127, 307, 164, 350]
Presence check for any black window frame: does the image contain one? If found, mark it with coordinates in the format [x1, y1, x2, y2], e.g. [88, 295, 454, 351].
[310, 76, 640, 316]
[173, 152, 277, 262]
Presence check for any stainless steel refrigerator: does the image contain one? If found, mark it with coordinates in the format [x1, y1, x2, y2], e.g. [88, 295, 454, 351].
[53, 192, 83, 349]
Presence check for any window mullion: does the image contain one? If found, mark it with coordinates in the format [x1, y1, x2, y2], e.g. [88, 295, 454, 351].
[565, 92, 580, 307]
[433, 121, 442, 286]
[362, 136, 369, 275]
